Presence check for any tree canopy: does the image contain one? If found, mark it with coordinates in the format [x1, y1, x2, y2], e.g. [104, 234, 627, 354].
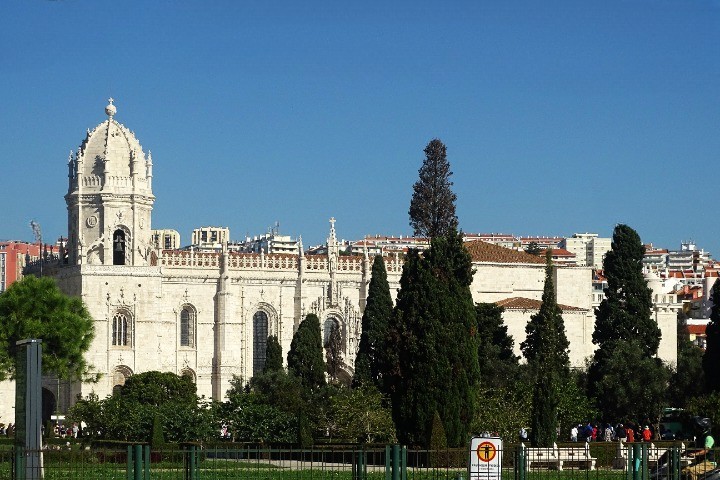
[0, 275, 95, 381]
[353, 255, 393, 388]
[475, 302, 519, 388]
[287, 313, 326, 391]
[520, 252, 570, 447]
[388, 231, 479, 447]
[592, 224, 660, 356]
[408, 139, 458, 238]
[589, 224, 665, 418]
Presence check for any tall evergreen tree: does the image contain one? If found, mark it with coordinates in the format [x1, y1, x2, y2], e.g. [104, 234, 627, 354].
[388, 230, 480, 447]
[592, 224, 660, 356]
[703, 280, 720, 393]
[520, 251, 570, 447]
[287, 314, 326, 391]
[408, 139, 458, 238]
[264, 335, 283, 373]
[589, 224, 665, 418]
[475, 303, 519, 388]
[325, 322, 344, 382]
[353, 255, 393, 388]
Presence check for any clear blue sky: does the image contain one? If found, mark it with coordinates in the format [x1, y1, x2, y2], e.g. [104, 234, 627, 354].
[2, 1, 719, 253]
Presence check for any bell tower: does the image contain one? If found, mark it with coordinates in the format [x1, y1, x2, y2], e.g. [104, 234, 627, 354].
[65, 99, 155, 266]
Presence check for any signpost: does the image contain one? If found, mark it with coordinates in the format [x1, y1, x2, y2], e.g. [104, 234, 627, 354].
[469, 436, 503, 480]
[15, 339, 42, 480]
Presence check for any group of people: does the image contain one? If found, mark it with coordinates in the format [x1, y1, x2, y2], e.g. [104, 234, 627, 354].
[570, 422, 655, 443]
[0, 423, 14, 436]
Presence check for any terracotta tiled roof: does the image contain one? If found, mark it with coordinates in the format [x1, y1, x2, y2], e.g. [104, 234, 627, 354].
[495, 297, 586, 312]
[548, 248, 575, 257]
[465, 241, 545, 264]
[686, 324, 707, 335]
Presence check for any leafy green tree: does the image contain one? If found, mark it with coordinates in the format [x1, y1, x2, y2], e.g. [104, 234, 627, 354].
[119, 371, 197, 407]
[288, 314, 326, 391]
[67, 371, 216, 443]
[264, 335, 283, 373]
[475, 303, 519, 388]
[592, 339, 670, 421]
[520, 252, 570, 447]
[388, 231, 480, 447]
[525, 242, 541, 256]
[703, 280, 720, 393]
[325, 321, 344, 382]
[0, 275, 95, 380]
[589, 225, 665, 418]
[354, 255, 393, 388]
[221, 377, 296, 444]
[408, 139, 458, 238]
[669, 314, 705, 407]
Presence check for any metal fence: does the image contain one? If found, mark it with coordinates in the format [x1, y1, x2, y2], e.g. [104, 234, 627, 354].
[0, 442, 715, 480]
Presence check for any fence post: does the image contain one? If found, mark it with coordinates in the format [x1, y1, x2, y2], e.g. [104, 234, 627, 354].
[13, 445, 25, 480]
[668, 446, 679, 480]
[516, 443, 526, 480]
[127, 445, 133, 480]
[385, 445, 391, 480]
[391, 445, 400, 480]
[144, 445, 151, 480]
[401, 446, 407, 480]
[184, 444, 200, 480]
[353, 449, 366, 480]
[133, 445, 143, 480]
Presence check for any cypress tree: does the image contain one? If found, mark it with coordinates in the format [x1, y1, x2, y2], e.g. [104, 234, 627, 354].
[476, 303, 519, 388]
[264, 335, 283, 373]
[703, 280, 720, 393]
[287, 314, 326, 391]
[589, 224, 665, 418]
[408, 139, 458, 238]
[388, 230, 480, 447]
[520, 251, 570, 447]
[353, 255, 393, 388]
[325, 322, 344, 382]
[592, 225, 660, 356]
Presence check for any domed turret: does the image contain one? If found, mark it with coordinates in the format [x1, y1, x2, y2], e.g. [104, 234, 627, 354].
[65, 99, 155, 267]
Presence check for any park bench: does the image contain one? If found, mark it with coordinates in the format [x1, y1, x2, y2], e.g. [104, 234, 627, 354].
[556, 443, 597, 470]
[523, 445, 562, 470]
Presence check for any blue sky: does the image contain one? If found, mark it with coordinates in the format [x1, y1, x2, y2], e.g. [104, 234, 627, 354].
[1, 1, 719, 254]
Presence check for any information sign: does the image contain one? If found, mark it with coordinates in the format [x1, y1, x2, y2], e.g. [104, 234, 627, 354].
[469, 436, 502, 480]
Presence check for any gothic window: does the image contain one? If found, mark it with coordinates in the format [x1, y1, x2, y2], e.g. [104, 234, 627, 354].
[112, 311, 132, 347]
[113, 229, 127, 265]
[253, 311, 269, 376]
[323, 317, 341, 346]
[180, 306, 196, 348]
[112, 365, 132, 395]
[181, 368, 196, 383]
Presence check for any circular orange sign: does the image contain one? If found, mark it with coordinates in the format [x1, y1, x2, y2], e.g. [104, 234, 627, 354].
[476, 441, 496, 462]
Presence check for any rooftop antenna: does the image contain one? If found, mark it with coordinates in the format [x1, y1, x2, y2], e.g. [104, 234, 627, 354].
[29, 220, 42, 276]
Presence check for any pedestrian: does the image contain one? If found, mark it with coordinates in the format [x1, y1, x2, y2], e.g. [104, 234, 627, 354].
[519, 427, 528, 442]
[604, 424, 613, 442]
[571, 425, 579, 442]
[642, 426, 652, 442]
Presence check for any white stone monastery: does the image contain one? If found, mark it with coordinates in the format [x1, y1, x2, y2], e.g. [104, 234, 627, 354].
[0, 100, 680, 423]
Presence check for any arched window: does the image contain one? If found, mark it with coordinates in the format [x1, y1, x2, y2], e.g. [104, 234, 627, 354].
[323, 317, 340, 346]
[180, 306, 196, 348]
[112, 311, 132, 346]
[253, 311, 269, 376]
[113, 229, 126, 265]
[112, 365, 132, 395]
[181, 368, 196, 383]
